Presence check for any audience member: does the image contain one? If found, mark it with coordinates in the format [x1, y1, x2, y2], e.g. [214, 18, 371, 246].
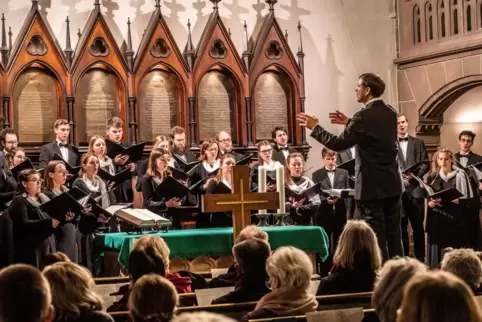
[317, 220, 382, 295]
[212, 238, 271, 304]
[0, 264, 54, 322]
[364, 257, 427, 322]
[172, 312, 236, 322]
[397, 271, 482, 322]
[41, 252, 71, 270]
[129, 274, 178, 322]
[244, 246, 318, 320]
[441, 248, 482, 294]
[42, 261, 113, 322]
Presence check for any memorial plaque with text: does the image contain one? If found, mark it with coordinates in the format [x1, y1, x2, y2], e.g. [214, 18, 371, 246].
[75, 70, 119, 143]
[198, 71, 236, 141]
[254, 72, 289, 140]
[138, 70, 179, 141]
[13, 69, 58, 143]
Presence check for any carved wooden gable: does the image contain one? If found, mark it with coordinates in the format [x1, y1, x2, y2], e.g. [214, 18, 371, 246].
[7, 2, 68, 144]
[71, 2, 129, 144]
[134, 2, 190, 143]
[193, 2, 248, 145]
[250, 3, 304, 145]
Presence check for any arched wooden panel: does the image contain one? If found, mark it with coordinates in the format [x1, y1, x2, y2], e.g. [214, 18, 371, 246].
[75, 69, 119, 143]
[254, 71, 290, 140]
[197, 70, 236, 141]
[13, 68, 58, 143]
[138, 70, 179, 141]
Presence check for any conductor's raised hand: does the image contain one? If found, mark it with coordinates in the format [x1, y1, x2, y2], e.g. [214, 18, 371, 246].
[328, 110, 349, 125]
[296, 113, 319, 130]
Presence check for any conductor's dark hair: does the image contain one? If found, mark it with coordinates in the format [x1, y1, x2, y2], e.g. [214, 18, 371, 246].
[0, 264, 52, 322]
[359, 73, 385, 98]
[459, 130, 476, 141]
[271, 126, 288, 139]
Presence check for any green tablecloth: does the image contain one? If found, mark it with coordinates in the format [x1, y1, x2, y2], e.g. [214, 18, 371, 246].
[94, 226, 329, 268]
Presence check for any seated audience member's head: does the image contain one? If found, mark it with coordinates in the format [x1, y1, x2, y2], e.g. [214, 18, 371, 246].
[266, 246, 312, 291]
[172, 312, 236, 322]
[128, 236, 169, 282]
[441, 248, 482, 293]
[372, 257, 427, 322]
[334, 220, 382, 271]
[235, 225, 269, 244]
[129, 274, 178, 322]
[40, 252, 71, 270]
[0, 264, 54, 322]
[42, 262, 104, 318]
[397, 271, 482, 322]
[233, 238, 271, 276]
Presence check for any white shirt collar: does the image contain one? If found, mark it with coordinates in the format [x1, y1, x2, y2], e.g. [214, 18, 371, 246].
[398, 134, 409, 139]
[56, 139, 68, 146]
[460, 151, 471, 156]
[364, 98, 383, 106]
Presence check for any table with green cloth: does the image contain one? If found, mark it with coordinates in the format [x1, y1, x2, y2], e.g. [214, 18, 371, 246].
[94, 226, 329, 269]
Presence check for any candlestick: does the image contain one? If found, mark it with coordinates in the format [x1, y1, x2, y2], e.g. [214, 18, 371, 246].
[276, 164, 286, 214]
[258, 165, 267, 214]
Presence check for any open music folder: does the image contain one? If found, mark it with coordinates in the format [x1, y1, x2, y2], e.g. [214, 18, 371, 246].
[105, 140, 145, 162]
[285, 182, 321, 202]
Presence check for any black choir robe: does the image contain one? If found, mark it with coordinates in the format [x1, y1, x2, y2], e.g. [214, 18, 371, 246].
[285, 176, 320, 225]
[106, 141, 137, 203]
[426, 171, 472, 268]
[312, 167, 350, 252]
[0, 169, 16, 268]
[206, 179, 233, 228]
[41, 189, 78, 263]
[135, 159, 179, 192]
[221, 150, 245, 162]
[9, 194, 56, 268]
[141, 175, 195, 229]
[455, 151, 482, 250]
[39, 141, 80, 168]
[0, 169, 17, 211]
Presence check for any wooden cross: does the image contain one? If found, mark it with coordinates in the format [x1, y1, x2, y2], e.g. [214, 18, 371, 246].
[202, 166, 280, 241]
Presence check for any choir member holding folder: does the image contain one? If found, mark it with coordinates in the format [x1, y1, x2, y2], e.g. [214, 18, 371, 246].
[141, 149, 183, 228]
[251, 141, 281, 192]
[0, 148, 25, 209]
[188, 139, 221, 191]
[426, 147, 473, 268]
[206, 154, 236, 227]
[284, 152, 320, 225]
[88, 135, 115, 175]
[40, 161, 79, 262]
[9, 169, 74, 268]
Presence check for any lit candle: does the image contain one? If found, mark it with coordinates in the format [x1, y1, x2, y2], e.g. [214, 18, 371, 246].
[258, 165, 267, 214]
[276, 164, 286, 213]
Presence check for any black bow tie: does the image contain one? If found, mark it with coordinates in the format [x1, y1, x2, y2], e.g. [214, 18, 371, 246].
[280, 147, 288, 151]
[58, 143, 69, 148]
[398, 137, 408, 142]
[460, 155, 469, 158]
[326, 169, 335, 173]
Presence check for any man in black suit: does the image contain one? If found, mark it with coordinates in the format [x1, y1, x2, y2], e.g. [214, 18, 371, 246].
[170, 126, 197, 165]
[297, 73, 403, 260]
[216, 130, 244, 162]
[396, 114, 429, 261]
[39, 119, 80, 168]
[271, 126, 295, 165]
[312, 148, 350, 255]
[455, 130, 482, 250]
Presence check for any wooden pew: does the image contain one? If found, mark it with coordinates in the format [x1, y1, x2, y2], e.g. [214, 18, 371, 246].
[109, 292, 373, 322]
[248, 309, 376, 321]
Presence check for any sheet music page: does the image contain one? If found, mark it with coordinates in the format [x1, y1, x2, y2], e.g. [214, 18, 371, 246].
[136, 209, 171, 223]
[306, 307, 364, 322]
[121, 209, 154, 222]
[211, 268, 229, 278]
[195, 287, 234, 306]
[105, 204, 130, 215]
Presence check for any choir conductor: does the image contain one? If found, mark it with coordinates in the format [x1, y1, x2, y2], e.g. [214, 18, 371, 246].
[297, 73, 403, 260]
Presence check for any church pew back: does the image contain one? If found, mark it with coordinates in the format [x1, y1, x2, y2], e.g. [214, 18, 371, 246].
[109, 292, 373, 322]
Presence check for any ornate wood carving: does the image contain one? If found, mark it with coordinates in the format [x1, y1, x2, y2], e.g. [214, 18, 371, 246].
[0, 0, 308, 161]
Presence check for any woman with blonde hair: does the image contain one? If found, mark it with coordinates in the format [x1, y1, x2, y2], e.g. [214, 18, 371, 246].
[397, 271, 482, 322]
[43, 261, 113, 322]
[363, 257, 427, 322]
[88, 135, 115, 175]
[188, 139, 221, 189]
[317, 220, 382, 295]
[441, 248, 482, 294]
[426, 147, 473, 268]
[245, 246, 318, 320]
[129, 274, 178, 322]
[283, 152, 320, 225]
